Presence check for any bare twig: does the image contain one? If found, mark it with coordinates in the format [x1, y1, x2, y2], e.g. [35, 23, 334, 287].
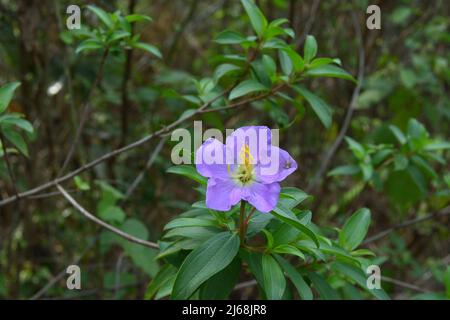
[199, 84, 285, 114]
[28, 189, 80, 200]
[58, 48, 109, 176]
[307, 11, 365, 192]
[124, 137, 167, 199]
[234, 279, 257, 291]
[56, 184, 159, 249]
[363, 206, 450, 245]
[295, 0, 321, 49]
[114, 252, 126, 299]
[0, 86, 281, 208]
[381, 276, 430, 293]
[0, 91, 224, 207]
[167, 0, 199, 64]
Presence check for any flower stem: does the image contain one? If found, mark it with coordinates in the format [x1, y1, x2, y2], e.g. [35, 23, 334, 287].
[239, 201, 246, 244]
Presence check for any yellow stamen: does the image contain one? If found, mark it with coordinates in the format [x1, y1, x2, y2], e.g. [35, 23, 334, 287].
[230, 143, 255, 186]
[240, 143, 254, 170]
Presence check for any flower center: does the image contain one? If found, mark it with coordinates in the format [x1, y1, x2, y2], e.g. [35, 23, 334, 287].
[230, 143, 255, 186]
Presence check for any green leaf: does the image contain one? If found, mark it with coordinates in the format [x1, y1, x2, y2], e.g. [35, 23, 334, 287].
[156, 239, 200, 259]
[261, 229, 274, 248]
[214, 30, 247, 44]
[305, 65, 356, 83]
[155, 275, 176, 300]
[242, 251, 265, 289]
[350, 248, 375, 257]
[228, 80, 267, 100]
[164, 217, 217, 230]
[214, 64, 241, 83]
[394, 154, 409, 171]
[407, 118, 428, 140]
[109, 30, 131, 42]
[75, 39, 103, 54]
[339, 208, 371, 251]
[262, 55, 276, 79]
[309, 57, 340, 69]
[74, 176, 90, 191]
[306, 271, 340, 300]
[282, 46, 304, 72]
[275, 255, 313, 300]
[87, 5, 114, 29]
[279, 187, 311, 209]
[389, 125, 406, 145]
[411, 155, 437, 179]
[261, 254, 286, 300]
[172, 231, 240, 299]
[424, 141, 450, 151]
[199, 258, 241, 299]
[120, 219, 158, 277]
[445, 266, 450, 299]
[0, 116, 33, 133]
[263, 38, 288, 49]
[145, 264, 177, 300]
[98, 206, 126, 224]
[272, 244, 305, 260]
[0, 82, 20, 113]
[3, 130, 28, 156]
[332, 262, 390, 300]
[293, 85, 332, 128]
[167, 165, 207, 185]
[241, 0, 268, 37]
[132, 42, 162, 58]
[304, 35, 317, 63]
[318, 243, 361, 265]
[271, 203, 319, 247]
[328, 165, 360, 176]
[163, 226, 220, 241]
[345, 136, 365, 160]
[278, 50, 293, 76]
[246, 211, 273, 237]
[125, 14, 152, 23]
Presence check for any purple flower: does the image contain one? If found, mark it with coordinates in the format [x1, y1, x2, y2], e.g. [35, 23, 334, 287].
[195, 126, 297, 212]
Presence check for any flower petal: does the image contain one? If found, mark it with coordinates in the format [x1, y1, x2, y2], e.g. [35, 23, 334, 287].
[256, 146, 298, 183]
[195, 138, 229, 179]
[205, 178, 242, 211]
[225, 126, 272, 165]
[245, 182, 281, 213]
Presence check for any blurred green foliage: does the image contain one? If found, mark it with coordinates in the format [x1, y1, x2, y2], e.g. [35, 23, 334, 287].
[0, 0, 448, 300]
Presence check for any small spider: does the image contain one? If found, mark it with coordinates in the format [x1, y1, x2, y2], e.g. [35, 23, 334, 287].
[284, 160, 292, 169]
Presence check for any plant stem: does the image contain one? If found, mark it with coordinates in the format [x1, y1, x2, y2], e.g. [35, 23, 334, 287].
[239, 201, 246, 244]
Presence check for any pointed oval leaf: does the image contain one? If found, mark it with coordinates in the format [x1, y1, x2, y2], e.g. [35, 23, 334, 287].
[241, 0, 268, 37]
[339, 208, 371, 250]
[172, 232, 240, 299]
[87, 5, 114, 29]
[0, 82, 21, 113]
[304, 35, 318, 63]
[293, 85, 332, 128]
[261, 254, 286, 300]
[305, 65, 356, 83]
[228, 80, 267, 100]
